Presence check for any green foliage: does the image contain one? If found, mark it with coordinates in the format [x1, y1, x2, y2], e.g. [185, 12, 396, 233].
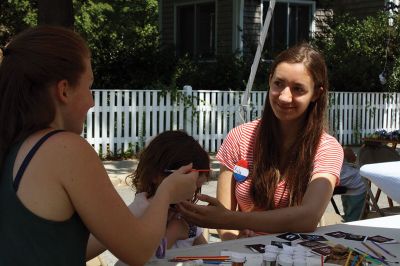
[173, 53, 249, 91]
[388, 52, 400, 91]
[98, 143, 137, 160]
[73, 0, 176, 90]
[312, 12, 400, 92]
[0, 0, 37, 45]
[0, 0, 263, 92]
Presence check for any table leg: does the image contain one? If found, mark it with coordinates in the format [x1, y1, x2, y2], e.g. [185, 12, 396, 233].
[361, 177, 385, 218]
[388, 197, 394, 208]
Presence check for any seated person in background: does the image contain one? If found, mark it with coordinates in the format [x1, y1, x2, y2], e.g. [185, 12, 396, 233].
[116, 131, 209, 265]
[339, 147, 366, 222]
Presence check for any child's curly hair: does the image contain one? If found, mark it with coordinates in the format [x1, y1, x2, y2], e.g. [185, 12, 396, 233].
[130, 130, 210, 199]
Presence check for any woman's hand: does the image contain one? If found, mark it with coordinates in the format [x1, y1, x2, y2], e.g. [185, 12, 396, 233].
[178, 194, 231, 229]
[160, 164, 199, 204]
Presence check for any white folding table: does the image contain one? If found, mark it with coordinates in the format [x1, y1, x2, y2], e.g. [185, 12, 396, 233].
[360, 161, 400, 216]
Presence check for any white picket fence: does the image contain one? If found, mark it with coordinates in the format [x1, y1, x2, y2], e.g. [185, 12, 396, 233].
[83, 88, 400, 155]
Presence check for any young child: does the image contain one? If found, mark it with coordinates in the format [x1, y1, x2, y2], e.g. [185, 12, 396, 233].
[116, 130, 209, 264]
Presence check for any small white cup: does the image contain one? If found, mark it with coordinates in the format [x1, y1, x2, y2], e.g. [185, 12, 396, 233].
[277, 254, 293, 266]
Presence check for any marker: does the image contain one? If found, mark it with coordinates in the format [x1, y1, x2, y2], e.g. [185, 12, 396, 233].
[353, 247, 390, 266]
[371, 241, 397, 258]
[173, 256, 230, 261]
[344, 250, 353, 266]
[362, 241, 385, 260]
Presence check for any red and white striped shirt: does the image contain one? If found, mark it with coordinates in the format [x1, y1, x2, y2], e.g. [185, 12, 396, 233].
[216, 119, 343, 212]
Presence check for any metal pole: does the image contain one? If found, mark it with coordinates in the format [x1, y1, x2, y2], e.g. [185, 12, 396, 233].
[240, 0, 276, 123]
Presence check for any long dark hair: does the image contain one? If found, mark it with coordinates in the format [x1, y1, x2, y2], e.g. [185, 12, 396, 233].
[130, 130, 210, 199]
[0, 26, 90, 168]
[251, 43, 329, 209]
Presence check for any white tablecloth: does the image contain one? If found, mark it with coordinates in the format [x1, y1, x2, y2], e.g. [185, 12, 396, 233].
[146, 215, 400, 265]
[360, 161, 400, 203]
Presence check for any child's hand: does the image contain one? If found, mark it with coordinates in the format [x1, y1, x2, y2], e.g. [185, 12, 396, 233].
[161, 163, 199, 204]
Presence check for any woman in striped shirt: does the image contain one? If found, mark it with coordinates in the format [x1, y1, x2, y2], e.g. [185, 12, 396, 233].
[179, 43, 343, 239]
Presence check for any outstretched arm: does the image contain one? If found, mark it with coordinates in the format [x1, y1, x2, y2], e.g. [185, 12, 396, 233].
[216, 165, 240, 240]
[179, 173, 337, 233]
[53, 133, 198, 265]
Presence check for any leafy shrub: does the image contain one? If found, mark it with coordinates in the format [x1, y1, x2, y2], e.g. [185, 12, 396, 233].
[173, 53, 248, 91]
[0, 0, 37, 45]
[388, 54, 400, 91]
[74, 0, 177, 90]
[312, 12, 400, 92]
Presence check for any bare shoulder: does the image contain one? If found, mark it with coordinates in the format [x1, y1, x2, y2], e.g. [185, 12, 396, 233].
[35, 131, 103, 177]
[41, 131, 98, 158]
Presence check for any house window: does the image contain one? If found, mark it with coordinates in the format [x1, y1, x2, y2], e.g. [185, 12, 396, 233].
[176, 2, 215, 59]
[263, 1, 315, 59]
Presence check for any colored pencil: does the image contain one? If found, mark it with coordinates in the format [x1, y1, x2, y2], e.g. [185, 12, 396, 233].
[371, 240, 397, 258]
[350, 255, 359, 266]
[362, 241, 386, 259]
[173, 255, 230, 260]
[203, 261, 231, 264]
[344, 250, 353, 266]
[355, 255, 364, 266]
[353, 247, 390, 266]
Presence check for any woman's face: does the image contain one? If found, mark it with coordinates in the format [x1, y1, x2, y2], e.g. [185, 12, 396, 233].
[269, 62, 319, 126]
[63, 57, 94, 134]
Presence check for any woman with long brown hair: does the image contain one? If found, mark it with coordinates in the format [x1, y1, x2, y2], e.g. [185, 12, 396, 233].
[179, 43, 343, 239]
[0, 26, 199, 265]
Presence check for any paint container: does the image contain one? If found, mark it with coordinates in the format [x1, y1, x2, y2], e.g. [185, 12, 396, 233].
[262, 252, 277, 266]
[292, 258, 307, 266]
[264, 245, 279, 253]
[231, 254, 246, 266]
[281, 246, 295, 256]
[277, 254, 293, 266]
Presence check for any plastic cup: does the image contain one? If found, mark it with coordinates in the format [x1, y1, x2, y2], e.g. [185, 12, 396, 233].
[264, 244, 279, 253]
[292, 258, 307, 266]
[262, 252, 278, 266]
[231, 254, 246, 266]
[281, 245, 295, 255]
[277, 254, 293, 266]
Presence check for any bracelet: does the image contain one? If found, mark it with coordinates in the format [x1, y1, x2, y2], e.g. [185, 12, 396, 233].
[155, 237, 167, 258]
[188, 224, 197, 238]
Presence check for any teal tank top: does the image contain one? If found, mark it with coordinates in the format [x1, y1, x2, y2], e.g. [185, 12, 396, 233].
[0, 131, 89, 265]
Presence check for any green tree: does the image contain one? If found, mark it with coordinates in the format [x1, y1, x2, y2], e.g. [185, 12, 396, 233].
[74, 0, 176, 90]
[0, 0, 37, 45]
[1, 0, 174, 90]
[313, 12, 400, 92]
